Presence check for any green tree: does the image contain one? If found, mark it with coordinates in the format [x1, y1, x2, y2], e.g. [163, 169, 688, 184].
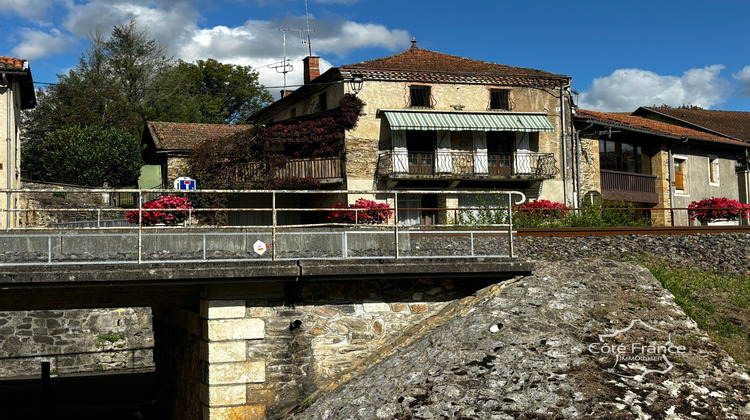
[24, 19, 173, 140]
[148, 59, 273, 124]
[22, 126, 143, 186]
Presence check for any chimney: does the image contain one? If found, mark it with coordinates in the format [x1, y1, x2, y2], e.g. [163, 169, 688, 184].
[303, 56, 320, 84]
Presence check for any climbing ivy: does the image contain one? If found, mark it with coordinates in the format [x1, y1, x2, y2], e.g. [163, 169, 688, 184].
[188, 93, 364, 189]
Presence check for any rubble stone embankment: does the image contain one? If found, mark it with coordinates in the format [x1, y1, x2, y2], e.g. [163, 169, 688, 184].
[288, 259, 750, 419]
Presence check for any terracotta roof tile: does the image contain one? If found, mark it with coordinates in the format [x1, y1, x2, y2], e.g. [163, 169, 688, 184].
[146, 122, 252, 151]
[576, 109, 748, 146]
[0, 56, 26, 71]
[635, 107, 750, 141]
[341, 43, 569, 88]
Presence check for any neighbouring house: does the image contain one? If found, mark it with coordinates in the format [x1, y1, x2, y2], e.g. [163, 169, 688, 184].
[574, 109, 750, 226]
[249, 39, 575, 225]
[142, 121, 251, 188]
[632, 107, 750, 207]
[0, 56, 36, 229]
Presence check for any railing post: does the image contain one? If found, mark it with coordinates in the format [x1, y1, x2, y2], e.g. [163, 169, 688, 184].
[394, 191, 399, 259]
[507, 192, 515, 258]
[47, 235, 52, 264]
[272, 191, 277, 261]
[97, 209, 101, 228]
[137, 190, 143, 264]
[203, 234, 207, 261]
[342, 231, 348, 258]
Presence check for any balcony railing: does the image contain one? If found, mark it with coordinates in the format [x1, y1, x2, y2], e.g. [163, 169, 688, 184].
[236, 157, 343, 185]
[377, 150, 559, 178]
[600, 169, 659, 204]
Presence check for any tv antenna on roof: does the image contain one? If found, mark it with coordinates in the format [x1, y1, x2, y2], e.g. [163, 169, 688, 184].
[301, 0, 315, 56]
[270, 28, 295, 92]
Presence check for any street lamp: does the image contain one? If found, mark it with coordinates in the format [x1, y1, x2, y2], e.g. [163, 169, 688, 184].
[349, 75, 364, 95]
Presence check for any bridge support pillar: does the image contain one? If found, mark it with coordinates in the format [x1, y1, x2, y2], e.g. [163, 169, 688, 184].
[200, 299, 266, 419]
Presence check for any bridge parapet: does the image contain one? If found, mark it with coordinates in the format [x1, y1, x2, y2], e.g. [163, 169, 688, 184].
[0, 188, 526, 266]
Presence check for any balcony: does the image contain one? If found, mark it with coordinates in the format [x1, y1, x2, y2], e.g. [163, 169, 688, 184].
[600, 169, 659, 204]
[377, 150, 559, 179]
[237, 157, 343, 186]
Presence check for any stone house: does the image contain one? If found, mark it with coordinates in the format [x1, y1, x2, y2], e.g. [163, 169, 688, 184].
[249, 40, 575, 225]
[0, 56, 36, 229]
[574, 109, 750, 226]
[142, 121, 251, 188]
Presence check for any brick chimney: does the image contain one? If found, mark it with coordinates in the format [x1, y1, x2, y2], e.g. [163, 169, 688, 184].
[303, 56, 320, 84]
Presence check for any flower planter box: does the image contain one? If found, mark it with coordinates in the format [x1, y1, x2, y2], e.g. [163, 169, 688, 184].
[701, 219, 739, 226]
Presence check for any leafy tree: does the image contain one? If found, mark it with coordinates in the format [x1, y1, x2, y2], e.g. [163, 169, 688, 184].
[149, 59, 273, 124]
[22, 19, 273, 186]
[22, 126, 143, 186]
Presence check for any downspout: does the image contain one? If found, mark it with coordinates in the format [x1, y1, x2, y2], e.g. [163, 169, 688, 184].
[3, 74, 10, 229]
[560, 82, 571, 206]
[668, 146, 675, 227]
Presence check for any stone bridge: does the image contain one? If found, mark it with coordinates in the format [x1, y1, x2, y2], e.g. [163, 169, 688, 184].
[0, 257, 531, 419]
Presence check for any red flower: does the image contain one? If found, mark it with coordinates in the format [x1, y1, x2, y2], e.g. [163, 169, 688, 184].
[127, 196, 193, 226]
[328, 198, 393, 224]
[687, 197, 750, 222]
[515, 199, 570, 219]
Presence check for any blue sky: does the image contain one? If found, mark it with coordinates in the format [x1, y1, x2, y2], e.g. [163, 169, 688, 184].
[1, 0, 749, 112]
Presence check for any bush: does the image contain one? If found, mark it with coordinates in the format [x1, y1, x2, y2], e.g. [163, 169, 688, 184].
[328, 198, 393, 224]
[513, 200, 569, 227]
[687, 197, 750, 222]
[126, 196, 193, 226]
[22, 126, 143, 186]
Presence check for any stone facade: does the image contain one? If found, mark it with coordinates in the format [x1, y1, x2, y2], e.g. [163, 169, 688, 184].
[152, 276, 497, 419]
[578, 136, 601, 199]
[0, 307, 153, 378]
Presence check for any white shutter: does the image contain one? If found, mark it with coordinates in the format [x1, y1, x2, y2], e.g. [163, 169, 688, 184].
[436, 131, 452, 173]
[473, 132, 488, 174]
[393, 130, 408, 173]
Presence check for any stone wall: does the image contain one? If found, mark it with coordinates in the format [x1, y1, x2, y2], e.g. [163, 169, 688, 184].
[0, 307, 153, 378]
[518, 232, 750, 275]
[184, 276, 498, 418]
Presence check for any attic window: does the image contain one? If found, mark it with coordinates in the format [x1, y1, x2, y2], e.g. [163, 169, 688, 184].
[409, 85, 432, 108]
[489, 89, 511, 110]
[290, 107, 297, 118]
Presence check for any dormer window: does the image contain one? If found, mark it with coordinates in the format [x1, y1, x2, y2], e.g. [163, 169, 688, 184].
[489, 88, 511, 111]
[409, 85, 432, 108]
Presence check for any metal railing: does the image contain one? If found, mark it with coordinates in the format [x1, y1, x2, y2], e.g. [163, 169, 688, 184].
[0, 189, 526, 266]
[378, 150, 559, 177]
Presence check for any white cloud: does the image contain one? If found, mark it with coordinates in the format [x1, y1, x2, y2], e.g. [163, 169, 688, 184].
[0, 0, 53, 20]
[62, 0, 200, 51]
[733, 65, 750, 96]
[578, 65, 731, 111]
[175, 18, 407, 98]
[314, 21, 409, 57]
[12, 28, 77, 60]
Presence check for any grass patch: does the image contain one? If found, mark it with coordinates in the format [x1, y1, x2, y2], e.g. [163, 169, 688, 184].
[628, 253, 750, 369]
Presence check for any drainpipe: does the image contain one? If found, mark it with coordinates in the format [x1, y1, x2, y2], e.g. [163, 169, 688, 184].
[3, 74, 10, 229]
[560, 82, 571, 207]
[668, 147, 675, 227]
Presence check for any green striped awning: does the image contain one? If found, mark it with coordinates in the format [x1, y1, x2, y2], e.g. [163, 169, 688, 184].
[383, 111, 554, 132]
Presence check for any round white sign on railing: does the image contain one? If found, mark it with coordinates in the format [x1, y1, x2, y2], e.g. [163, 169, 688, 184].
[254, 240, 268, 255]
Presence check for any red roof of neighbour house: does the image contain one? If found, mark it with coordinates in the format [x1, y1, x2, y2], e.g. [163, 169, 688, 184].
[145, 122, 252, 151]
[0, 56, 36, 109]
[633, 107, 750, 141]
[576, 109, 749, 147]
[0, 56, 26, 71]
[341, 41, 569, 88]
